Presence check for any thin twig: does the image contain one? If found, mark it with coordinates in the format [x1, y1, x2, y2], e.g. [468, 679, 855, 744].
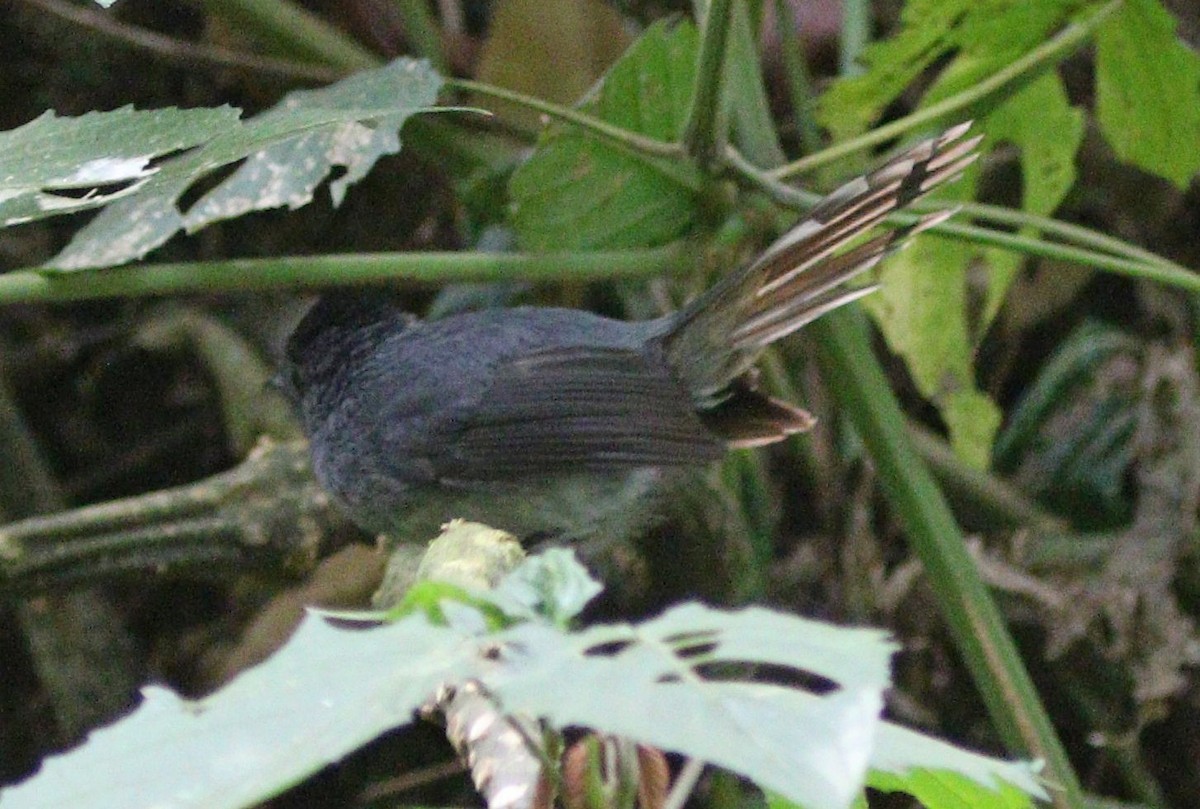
[448, 78, 685, 159]
[358, 758, 466, 802]
[20, 0, 343, 84]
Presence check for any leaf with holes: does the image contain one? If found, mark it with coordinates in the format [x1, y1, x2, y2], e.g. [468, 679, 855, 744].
[2, 58, 444, 270]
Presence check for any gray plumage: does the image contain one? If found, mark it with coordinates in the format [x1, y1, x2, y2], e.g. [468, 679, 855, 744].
[280, 123, 980, 542]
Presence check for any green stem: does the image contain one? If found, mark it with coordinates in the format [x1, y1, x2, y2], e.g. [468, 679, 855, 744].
[769, 0, 1122, 180]
[448, 78, 683, 159]
[771, 0, 821, 155]
[726, 146, 1200, 295]
[0, 246, 690, 305]
[937, 199, 1183, 270]
[683, 0, 734, 167]
[203, 0, 380, 72]
[839, 0, 870, 77]
[393, 0, 448, 73]
[811, 308, 1086, 809]
[932, 220, 1200, 294]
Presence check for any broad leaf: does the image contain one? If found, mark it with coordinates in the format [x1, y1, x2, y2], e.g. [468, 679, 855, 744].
[8, 58, 443, 270]
[0, 614, 475, 809]
[1, 558, 1043, 809]
[509, 20, 701, 250]
[1095, 0, 1200, 187]
[860, 230, 1001, 468]
[869, 723, 1045, 807]
[817, 0, 1096, 464]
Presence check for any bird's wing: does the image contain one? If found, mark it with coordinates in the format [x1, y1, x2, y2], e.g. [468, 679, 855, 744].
[432, 345, 725, 480]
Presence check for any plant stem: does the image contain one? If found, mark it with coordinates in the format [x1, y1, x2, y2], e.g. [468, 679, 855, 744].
[683, 0, 734, 167]
[726, 146, 1200, 295]
[932, 220, 1200, 293]
[0, 245, 690, 305]
[810, 308, 1086, 809]
[936, 199, 1184, 270]
[204, 0, 380, 72]
[448, 78, 683, 159]
[393, 0, 448, 73]
[769, 0, 1121, 180]
[839, 0, 870, 77]
[771, 0, 822, 155]
[20, 0, 342, 83]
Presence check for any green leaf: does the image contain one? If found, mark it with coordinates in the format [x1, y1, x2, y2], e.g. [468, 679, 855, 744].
[861, 233, 1000, 468]
[487, 546, 603, 626]
[0, 613, 474, 809]
[509, 20, 701, 250]
[2, 577, 1044, 809]
[870, 722, 1045, 807]
[26, 58, 443, 270]
[1095, 0, 1200, 187]
[817, 0, 1083, 139]
[978, 71, 1084, 325]
[0, 107, 240, 227]
[817, 2, 1094, 466]
[817, 0, 968, 139]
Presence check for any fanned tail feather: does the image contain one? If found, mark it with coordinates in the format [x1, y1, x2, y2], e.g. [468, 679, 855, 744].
[664, 122, 980, 444]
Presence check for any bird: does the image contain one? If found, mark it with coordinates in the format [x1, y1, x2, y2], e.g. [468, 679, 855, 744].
[278, 123, 980, 545]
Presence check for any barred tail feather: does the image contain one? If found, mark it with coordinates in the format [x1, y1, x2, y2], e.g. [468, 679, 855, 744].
[665, 123, 980, 413]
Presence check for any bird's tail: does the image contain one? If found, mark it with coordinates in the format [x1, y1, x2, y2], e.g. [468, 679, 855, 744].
[662, 122, 981, 447]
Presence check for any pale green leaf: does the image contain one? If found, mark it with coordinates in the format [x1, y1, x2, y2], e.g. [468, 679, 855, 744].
[0, 613, 474, 809]
[0, 559, 1044, 809]
[485, 604, 896, 809]
[36, 58, 443, 270]
[863, 232, 1000, 467]
[0, 107, 239, 227]
[488, 546, 603, 625]
[1096, 0, 1200, 187]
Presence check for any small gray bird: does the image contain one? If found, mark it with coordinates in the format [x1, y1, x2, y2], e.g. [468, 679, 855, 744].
[279, 123, 979, 543]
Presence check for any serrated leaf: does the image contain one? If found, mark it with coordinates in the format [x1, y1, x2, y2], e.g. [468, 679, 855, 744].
[0, 613, 475, 809]
[484, 604, 896, 809]
[31, 58, 443, 270]
[509, 20, 700, 251]
[1, 561, 1044, 809]
[0, 107, 239, 226]
[1096, 0, 1200, 187]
